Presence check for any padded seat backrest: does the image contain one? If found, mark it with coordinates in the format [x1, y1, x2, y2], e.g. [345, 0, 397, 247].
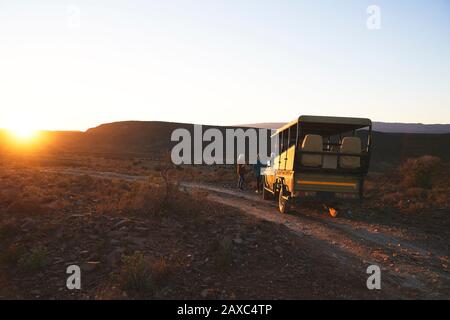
[323, 145, 338, 169]
[301, 134, 323, 167]
[340, 137, 361, 169]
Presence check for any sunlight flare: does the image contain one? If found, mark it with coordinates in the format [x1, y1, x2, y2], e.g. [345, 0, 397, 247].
[5, 121, 40, 143]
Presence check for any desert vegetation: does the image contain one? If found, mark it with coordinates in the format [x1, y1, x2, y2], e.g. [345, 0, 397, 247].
[0, 162, 380, 299]
[364, 156, 449, 213]
[0, 153, 448, 299]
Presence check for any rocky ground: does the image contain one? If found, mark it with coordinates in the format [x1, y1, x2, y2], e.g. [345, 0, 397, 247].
[0, 166, 380, 299]
[0, 158, 448, 299]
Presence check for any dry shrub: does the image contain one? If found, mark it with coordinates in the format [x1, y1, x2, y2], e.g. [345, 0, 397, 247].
[380, 192, 399, 204]
[119, 252, 171, 296]
[191, 188, 209, 200]
[404, 187, 427, 198]
[22, 185, 46, 199]
[404, 202, 426, 212]
[400, 156, 443, 189]
[119, 184, 167, 216]
[0, 223, 20, 241]
[211, 236, 234, 269]
[372, 158, 449, 212]
[56, 179, 69, 189]
[6, 199, 46, 217]
[96, 180, 201, 217]
[0, 244, 24, 267]
[425, 187, 450, 209]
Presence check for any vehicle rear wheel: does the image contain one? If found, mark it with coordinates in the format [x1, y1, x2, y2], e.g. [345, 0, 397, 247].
[278, 186, 290, 214]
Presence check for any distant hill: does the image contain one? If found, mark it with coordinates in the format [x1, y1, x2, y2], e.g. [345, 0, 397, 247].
[241, 121, 450, 134]
[0, 121, 264, 158]
[369, 131, 450, 167]
[81, 121, 450, 166]
[372, 122, 450, 134]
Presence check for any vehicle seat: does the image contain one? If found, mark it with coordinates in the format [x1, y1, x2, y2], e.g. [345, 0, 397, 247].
[301, 134, 323, 167]
[323, 145, 338, 169]
[339, 137, 361, 169]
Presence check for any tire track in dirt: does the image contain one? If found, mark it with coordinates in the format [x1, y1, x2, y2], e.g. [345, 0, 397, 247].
[181, 182, 450, 299]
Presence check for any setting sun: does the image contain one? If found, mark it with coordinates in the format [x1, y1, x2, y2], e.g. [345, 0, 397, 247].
[5, 122, 40, 143]
[9, 127, 37, 140]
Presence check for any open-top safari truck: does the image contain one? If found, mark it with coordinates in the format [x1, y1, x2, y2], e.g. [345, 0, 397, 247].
[262, 115, 372, 214]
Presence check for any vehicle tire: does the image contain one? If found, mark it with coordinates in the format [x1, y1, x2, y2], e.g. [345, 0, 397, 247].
[278, 186, 290, 214]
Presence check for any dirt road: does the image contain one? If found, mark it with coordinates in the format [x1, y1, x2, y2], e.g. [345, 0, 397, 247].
[41, 168, 450, 299]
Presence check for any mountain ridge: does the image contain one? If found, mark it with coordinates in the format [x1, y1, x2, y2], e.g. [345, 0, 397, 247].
[1, 121, 449, 169]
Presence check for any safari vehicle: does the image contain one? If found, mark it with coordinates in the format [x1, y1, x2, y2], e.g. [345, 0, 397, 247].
[262, 115, 372, 214]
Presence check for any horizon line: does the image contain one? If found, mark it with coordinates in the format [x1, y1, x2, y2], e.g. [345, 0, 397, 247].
[1, 118, 450, 133]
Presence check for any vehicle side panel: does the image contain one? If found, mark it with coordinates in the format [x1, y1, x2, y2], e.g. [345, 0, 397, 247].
[277, 170, 295, 195]
[285, 145, 296, 171]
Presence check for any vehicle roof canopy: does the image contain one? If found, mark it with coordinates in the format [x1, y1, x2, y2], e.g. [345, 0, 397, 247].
[273, 115, 371, 137]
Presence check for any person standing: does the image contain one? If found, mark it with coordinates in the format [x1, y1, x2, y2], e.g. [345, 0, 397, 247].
[237, 154, 246, 190]
[237, 163, 246, 190]
[253, 155, 263, 193]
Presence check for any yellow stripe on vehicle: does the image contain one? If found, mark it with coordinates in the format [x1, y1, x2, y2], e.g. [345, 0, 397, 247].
[298, 180, 356, 187]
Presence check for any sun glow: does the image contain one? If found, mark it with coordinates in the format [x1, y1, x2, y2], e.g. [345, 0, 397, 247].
[10, 127, 36, 139]
[5, 122, 40, 143]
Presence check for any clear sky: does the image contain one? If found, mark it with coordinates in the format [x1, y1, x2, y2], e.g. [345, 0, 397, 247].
[0, 0, 449, 131]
